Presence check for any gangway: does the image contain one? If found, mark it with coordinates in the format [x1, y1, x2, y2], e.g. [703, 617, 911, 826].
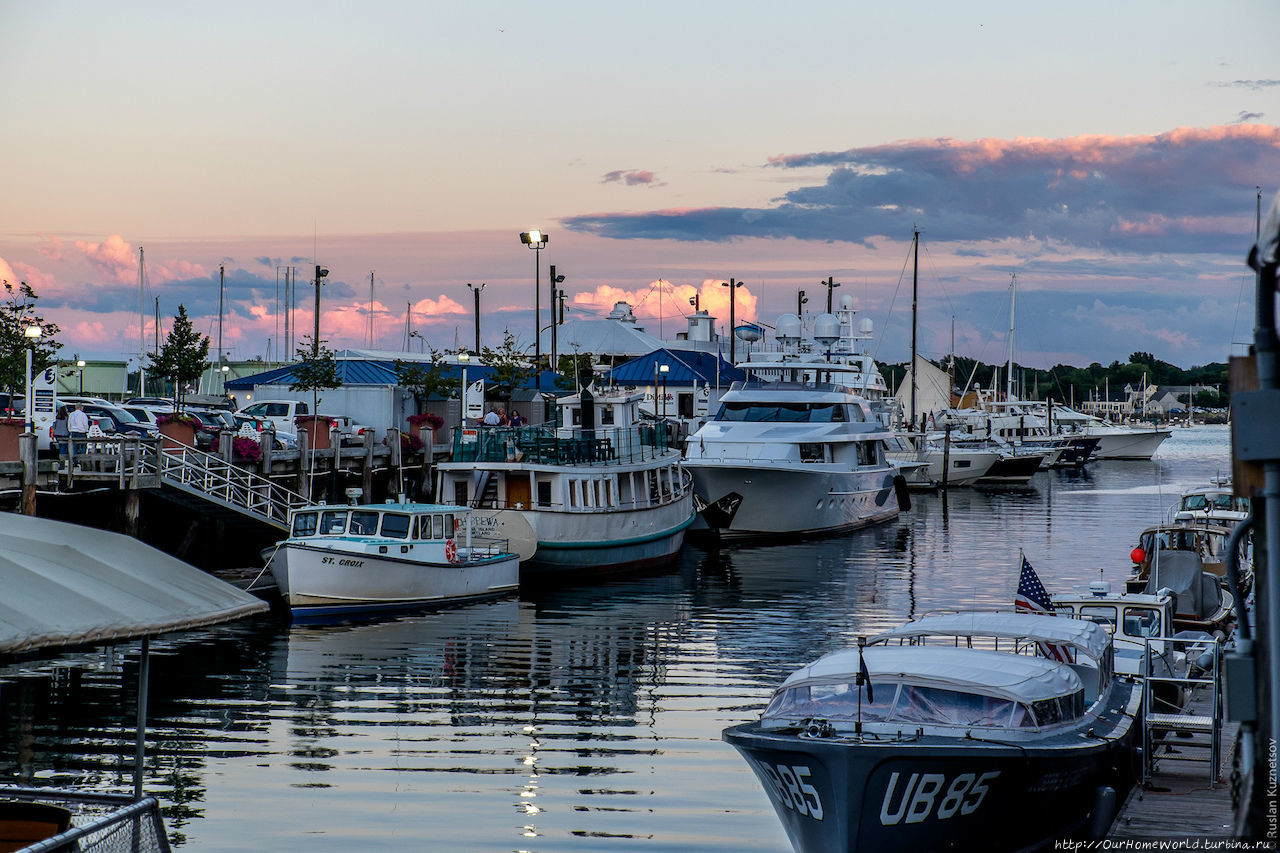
[1140, 635, 1223, 786]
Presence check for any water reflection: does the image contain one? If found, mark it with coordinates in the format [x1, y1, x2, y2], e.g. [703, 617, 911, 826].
[0, 427, 1233, 851]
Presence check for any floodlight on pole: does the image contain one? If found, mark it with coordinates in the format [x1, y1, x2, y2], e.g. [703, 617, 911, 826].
[312, 265, 329, 357]
[798, 290, 809, 316]
[76, 357, 86, 395]
[822, 276, 841, 312]
[520, 230, 548, 367]
[23, 325, 41, 433]
[658, 363, 670, 419]
[720, 278, 743, 363]
[549, 266, 565, 369]
[458, 352, 470, 427]
[466, 283, 486, 355]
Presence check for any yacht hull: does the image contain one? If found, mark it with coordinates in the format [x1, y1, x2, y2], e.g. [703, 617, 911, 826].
[1088, 428, 1171, 460]
[687, 463, 899, 537]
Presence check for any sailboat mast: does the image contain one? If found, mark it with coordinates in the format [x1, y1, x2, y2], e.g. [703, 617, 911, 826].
[368, 271, 376, 349]
[138, 247, 147, 397]
[1006, 273, 1017, 401]
[910, 228, 919, 429]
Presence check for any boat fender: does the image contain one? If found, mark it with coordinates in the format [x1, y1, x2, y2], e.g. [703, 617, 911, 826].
[445, 539, 457, 562]
[1086, 786, 1117, 839]
[892, 475, 911, 512]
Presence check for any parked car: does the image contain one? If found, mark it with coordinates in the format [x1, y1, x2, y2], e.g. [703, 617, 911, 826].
[50, 402, 157, 452]
[187, 410, 229, 451]
[233, 415, 299, 450]
[121, 405, 175, 427]
[324, 415, 375, 445]
[235, 399, 310, 434]
[124, 396, 176, 408]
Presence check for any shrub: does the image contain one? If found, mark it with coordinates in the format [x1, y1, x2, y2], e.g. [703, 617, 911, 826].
[407, 412, 444, 430]
[156, 412, 201, 427]
[400, 431, 423, 454]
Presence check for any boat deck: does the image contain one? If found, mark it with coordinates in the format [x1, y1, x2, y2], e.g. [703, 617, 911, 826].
[1108, 684, 1240, 839]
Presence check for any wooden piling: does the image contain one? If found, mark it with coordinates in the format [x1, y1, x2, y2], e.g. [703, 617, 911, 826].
[20, 433, 37, 516]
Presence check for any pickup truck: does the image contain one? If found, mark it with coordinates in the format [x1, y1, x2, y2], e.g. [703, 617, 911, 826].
[234, 400, 311, 434]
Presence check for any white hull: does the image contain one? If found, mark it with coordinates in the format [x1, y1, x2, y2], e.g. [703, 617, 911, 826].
[687, 461, 899, 536]
[1087, 427, 1171, 460]
[886, 446, 1001, 487]
[269, 542, 519, 617]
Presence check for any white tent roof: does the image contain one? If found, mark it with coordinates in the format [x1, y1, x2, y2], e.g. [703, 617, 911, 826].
[539, 318, 666, 358]
[0, 513, 268, 656]
[780, 645, 1080, 704]
[870, 612, 1111, 662]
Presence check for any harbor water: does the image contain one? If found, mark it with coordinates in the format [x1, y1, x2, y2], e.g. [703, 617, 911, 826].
[0, 426, 1232, 850]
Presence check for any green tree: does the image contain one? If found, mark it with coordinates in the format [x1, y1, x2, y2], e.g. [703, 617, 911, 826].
[395, 346, 459, 411]
[289, 337, 343, 413]
[0, 280, 62, 403]
[479, 330, 536, 403]
[148, 304, 209, 412]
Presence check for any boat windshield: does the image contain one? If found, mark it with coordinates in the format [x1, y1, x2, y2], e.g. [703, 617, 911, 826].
[292, 512, 318, 537]
[764, 682, 898, 722]
[380, 513, 411, 539]
[319, 510, 349, 535]
[716, 402, 857, 423]
[349, 511, 380, 535]
[762, 681, 1048, 729]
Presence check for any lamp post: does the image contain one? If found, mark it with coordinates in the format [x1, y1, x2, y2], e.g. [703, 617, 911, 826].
[797, 290, 808, 316]
[76, 357, 86, 395]
[23, 325, 41, 433]
[720, 278, 743, 363]
[312, 265, 329, 357]
[549, 265, 565, 371]
[520, 230, 548, 367]
[658, 363, 670, 419]
[466, 283, 485, 355]
[458, 352, 470, 427]
[822, 276, 841, 312]
[221, 363, 230, 394]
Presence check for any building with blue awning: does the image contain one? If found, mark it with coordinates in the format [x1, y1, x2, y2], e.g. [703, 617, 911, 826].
[603, 348, 744, 420]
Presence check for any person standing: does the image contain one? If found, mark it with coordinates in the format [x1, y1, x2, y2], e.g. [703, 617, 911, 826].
[68, 404, 90, 437]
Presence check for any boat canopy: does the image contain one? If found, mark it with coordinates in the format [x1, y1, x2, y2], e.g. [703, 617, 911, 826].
[781, 646, 1081, 706]
[870, 612, 1112, 662]
[0, 513, 267, 657]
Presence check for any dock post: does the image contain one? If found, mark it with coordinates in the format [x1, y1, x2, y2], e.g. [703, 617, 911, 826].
[218, 432, 233, 462]
[422, 431, 434, 501]
[942, 425, 951, 489]
[362, 430, 374, 500]
[389, 428, 402, 498]
[261, 429, 274, 475]
[124, 489, 141, 537]
[299, 431, 311, 501]
[20, 432, 37, 516]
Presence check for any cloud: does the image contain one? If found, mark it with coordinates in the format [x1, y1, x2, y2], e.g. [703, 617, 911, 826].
[74, 235, 136, 283]
[1235, 111, 1264, 123]
[602, 169, 660, 187]
[573, 278, 758, 325]
[1213, 79, 1280, 89]
[37, 236, 65, 262]
[565, 125, 1280, 255]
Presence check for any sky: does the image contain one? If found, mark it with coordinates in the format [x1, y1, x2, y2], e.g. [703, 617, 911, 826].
[1, 1, 1278, 372]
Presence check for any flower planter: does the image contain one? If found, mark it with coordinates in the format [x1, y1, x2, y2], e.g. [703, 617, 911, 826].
[158, 421, 197, 451]
[0, 422, 22, 461]
[297, 416, 332, 450]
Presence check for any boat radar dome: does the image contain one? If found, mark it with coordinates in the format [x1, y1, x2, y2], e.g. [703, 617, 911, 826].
[840, 293, 854, 310]
[775, 313, 802, 342]
[813, 313, 840, 347]
[858, 317, 874, 335]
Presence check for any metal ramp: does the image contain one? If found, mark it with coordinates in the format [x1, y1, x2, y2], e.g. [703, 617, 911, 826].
[62, 436, 309, 530]
[1141, 636, 1223, 787]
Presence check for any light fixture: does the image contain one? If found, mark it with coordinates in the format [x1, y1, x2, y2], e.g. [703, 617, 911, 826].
[520, 230, 548, 367]
[23, 325, 41, 434]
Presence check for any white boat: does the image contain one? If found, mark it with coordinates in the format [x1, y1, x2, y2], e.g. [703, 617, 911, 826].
[884, 432, 1001, 488]
[435, 387, 695, 580]
[1171, 478, 1248, 528]
[723, 613, 1139, 852]
[265, 500, 521, 620]
[684, 373, 904, 537]
[1039, 403, 1172, 460]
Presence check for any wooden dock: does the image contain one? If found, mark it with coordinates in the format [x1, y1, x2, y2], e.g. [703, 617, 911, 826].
[1109, 683, 1240, 839]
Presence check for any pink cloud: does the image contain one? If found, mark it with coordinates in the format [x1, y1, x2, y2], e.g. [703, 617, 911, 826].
[602, 169, 659, 186]
[74, 235, 136, 284]
[152, 259, 209, 284]
[573, 278, 758, 325]
[37, 236, 65, 262]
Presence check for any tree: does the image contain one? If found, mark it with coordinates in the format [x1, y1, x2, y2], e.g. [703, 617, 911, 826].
[148, 304, 209, 412]
[553, 351, 594, 392]
[479, 330, 537, 403]
[395, 346, 459, 411]
[0, 280, 62, 402]
[289, 337, 343, 414]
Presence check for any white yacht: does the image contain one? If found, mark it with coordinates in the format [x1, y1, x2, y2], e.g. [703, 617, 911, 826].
[435, 387, 695, 580]
[684, 374, 904, 538]
[1038, 403, 1171, 460]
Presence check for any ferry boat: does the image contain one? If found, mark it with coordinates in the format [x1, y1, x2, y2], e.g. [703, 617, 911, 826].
[265, 501, 521, 620]
[683, 376, 904, 538]
[722, 614, 1139, 852]
[435, 387, 694, 580]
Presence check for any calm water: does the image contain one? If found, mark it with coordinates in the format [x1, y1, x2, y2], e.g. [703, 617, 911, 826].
[0, 426, 1233, 851]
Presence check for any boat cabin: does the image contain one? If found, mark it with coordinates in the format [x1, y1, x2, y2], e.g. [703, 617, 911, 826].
[288, 503, 462, 543]
[1174, 485, 1248, 527]
[1130, 521, 1244, 582]
[759, 646, 1085, 737]
[1052, 584, 1178, 677]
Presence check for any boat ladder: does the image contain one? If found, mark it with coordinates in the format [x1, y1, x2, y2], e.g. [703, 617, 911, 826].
[1139, 636, 1223, 787]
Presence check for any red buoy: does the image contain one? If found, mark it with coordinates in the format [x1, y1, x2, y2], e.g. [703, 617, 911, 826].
[1130, 547, 1146, 564]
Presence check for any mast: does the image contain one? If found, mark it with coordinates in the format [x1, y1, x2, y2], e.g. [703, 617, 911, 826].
[217, 264, 225, 368]
[1006, 273, 1017, 402]
[137, 247, 147, 396]
[910, 228, 919, 430]
[368, 270, 376, 348]
[284, 267, 291, 360]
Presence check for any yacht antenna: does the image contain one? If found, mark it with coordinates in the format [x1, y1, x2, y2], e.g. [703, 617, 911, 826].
[1006, 273, 1017, 402]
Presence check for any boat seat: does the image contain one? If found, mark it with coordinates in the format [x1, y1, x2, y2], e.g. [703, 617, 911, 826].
[0, 801, 73, 852]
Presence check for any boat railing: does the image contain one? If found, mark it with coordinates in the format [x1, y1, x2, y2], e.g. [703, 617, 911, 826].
[1139, 634, 1222, 786]
[0, 786, 168, 853]
[450, 423, 675, 465]
[461, 535, 510, 558]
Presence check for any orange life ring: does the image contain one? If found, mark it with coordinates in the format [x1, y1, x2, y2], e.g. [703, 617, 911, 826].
[444, 538, 457, 562]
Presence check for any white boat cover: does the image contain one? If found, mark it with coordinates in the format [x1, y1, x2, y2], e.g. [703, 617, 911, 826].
[870, 612, 1111, 662]
[0, 513, 268, 656]
[781, 645, 1081, 705]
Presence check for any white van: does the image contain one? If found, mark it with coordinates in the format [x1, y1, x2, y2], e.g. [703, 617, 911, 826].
[235, 399, 310, 434]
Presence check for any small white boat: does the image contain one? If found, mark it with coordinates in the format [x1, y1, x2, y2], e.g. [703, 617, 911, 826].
[1171, 479, 1248, 528]
[265, 501, 521, 620]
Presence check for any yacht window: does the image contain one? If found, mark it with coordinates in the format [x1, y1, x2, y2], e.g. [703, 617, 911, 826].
[1031, 692, 1084, 726]
[1080, 605, 1117, 633]
[799, 443, 824, 462]
[320, 510, 349, 535]
[537, 480, 552, 507]
[600, 406, 615, 426]
[433, 515, 444, 539]
[349, 511, 380, 535]
[1122, 607, 1161, 638]
[381, 513, 411, 539]
[444, 514, 456, 536]
[763, 682, 898, 722]
[890, 686, 1018, 728]
[292, 512, 318, 537]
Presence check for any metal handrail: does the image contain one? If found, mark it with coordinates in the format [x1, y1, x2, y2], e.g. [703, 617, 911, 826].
[1140, 635, 1222, 786]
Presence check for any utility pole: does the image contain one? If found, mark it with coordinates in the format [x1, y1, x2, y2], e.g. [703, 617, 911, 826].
[822, 275, 841, 312]
[313, 264, 329, 357]
[549, 265, 565, 370]
[721, 278, 743, 363]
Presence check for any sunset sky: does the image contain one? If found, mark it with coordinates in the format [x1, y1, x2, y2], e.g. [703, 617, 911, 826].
[2, 2, 1277, 372]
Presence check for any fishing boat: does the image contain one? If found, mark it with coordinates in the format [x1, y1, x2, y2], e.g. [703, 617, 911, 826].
[264, 500, 522, 620]
[1171, 479, 1248, 528]
[722, 614, 1139, 852]
[435, 387, 694, 580]
[684, 374, 905, 538]
[1127, 520, 1251, 598]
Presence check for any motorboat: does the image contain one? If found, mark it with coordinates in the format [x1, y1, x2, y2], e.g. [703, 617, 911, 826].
[684, 375, 905, 538]
[435, 387, 694, 579]
[1126, 549, 1236, 635]
[264, 500, 522, 620]
[722, 614, 1139, 852]
[1170, 479, 1248, 528]
[883, 431, 1001, 488]
[1037, 404, 1172, 460]
[1128, 520, 1250, 595]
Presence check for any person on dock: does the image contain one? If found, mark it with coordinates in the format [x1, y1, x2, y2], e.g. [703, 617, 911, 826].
[509, 409, 525, 427]
[68, 404, 89, 438]
[483, 406, 501, 426]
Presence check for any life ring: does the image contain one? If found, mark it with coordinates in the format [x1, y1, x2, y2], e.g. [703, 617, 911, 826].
[444, 538, 457, 562]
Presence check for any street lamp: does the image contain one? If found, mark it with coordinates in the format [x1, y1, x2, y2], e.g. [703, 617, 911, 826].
[312, 265, 329, 357]
[458, 352, 470, 426]
[76, 357, 86, 395]
[520, 230, 548, 367]
[658, 364, 670, 419]
[23, 325, 41, 433]
[549, 265, 565, 371]
[466, 283, 485, 355]
[720, 278, 743, 364]
[221, 363, 230, 394]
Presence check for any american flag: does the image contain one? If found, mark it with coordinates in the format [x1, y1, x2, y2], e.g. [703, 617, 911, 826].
[1014, 556, 1072, 662]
